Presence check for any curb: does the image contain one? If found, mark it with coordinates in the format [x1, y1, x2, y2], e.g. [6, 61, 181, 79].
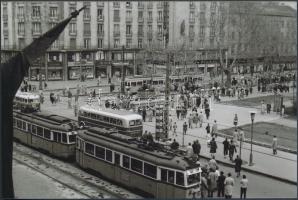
[198, 154, 297, 185]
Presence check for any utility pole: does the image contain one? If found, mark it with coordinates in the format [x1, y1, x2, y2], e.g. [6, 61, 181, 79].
[163, 52, 171, 139]
[121, 45, 126, 95]
[39, 57, 43, 90]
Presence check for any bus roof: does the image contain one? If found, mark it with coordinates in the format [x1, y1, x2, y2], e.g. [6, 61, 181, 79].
[79, 105, 142, 120]
[15, 91, 39, 99]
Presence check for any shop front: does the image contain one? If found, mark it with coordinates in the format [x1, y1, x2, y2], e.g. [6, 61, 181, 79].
[47, 67, 63, 81]
[68, 66, 94, 80]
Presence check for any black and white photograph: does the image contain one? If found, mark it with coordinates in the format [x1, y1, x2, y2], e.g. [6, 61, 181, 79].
[0, 1, 297, 199]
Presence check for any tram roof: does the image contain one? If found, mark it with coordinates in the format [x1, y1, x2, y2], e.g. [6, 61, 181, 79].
[15, 91, 39, 99]
[79, 105, 142, 120]
[78, 127, 198, 171]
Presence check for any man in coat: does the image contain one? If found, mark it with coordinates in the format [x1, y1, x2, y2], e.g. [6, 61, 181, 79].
[224, 173, 235, 199]
[229, 140, 237, 161]
[217, 171, 226, 197]
[209, 138, 217, 157]
[208, 168, 218, 197]
[234, 155, 243, 177]
[223, 137, 230, 158]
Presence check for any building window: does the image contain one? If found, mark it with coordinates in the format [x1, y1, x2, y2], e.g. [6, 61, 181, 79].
[126, 25, 131, 35]
[49, 7, 58, 18]
[18, 22, 25, 34]
[210, 26, 215, 37]
[131, 158, 143, 173]
[158, 11, 163, 20]
[200, 39, 204, 47]
[148, 11, 152, 20]
[138, 39, 143, 48]
[126, 2, 131, 8]
[18, 38, 25, 49]
[190, 11, 194, 20]
[98, 39, 103, 48]
[32, 22, 41, 33]
[200, 2, 206, 11]
[51, 40, 59, 49]
[84, 23, 91, 35]
[158, 25, 162, 34]
[114, 39, 120, 48]
[97, 8, 103, 18]
[114, 10, 120, 21]
[106, 149, 113, 162]
[231, 31, 235, 40]
[209, 38, 214, 47]
[138, 11, 143, 19]
[83, 7, 90, 19]
[189, 25, 194, 35]
[32, 6, 41, 17]
[98, 23, 104, 34]
[69, 7, 76, 14]
[69, 23, 76, 34]
[126, 38, 132, 48]
[70, 38, 76, 49]
[199, 26, 205, 37]
[84, 38, 90, 49]
[18, 6, 24, 17]
[126, 10, 132, 20]
[113, 2, 120, 8]
[114, 24, 120, 35]
[211, 2, 217, 10]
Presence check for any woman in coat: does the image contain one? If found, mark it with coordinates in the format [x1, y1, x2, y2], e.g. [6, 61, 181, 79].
[209, 138, 217, 157]
[224, 173, 235, 199]
[208, 169, 218, 197]
[234, 155, 242, 177]
[200, 173, 209, 198]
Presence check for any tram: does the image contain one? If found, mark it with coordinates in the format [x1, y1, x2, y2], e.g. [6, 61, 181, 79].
[78, 105, 143, 137]
[13, 110, 78, 159]
[76, 127, 202, 198]
[13, 91, 40, 112]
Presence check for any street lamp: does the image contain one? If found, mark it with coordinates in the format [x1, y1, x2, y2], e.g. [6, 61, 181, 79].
[249, 111, 256, 166]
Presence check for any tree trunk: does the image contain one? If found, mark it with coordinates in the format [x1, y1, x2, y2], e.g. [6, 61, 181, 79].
[225, 70, 232, 88]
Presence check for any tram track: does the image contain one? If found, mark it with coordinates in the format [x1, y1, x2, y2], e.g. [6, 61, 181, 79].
[13, 142, 142, 199]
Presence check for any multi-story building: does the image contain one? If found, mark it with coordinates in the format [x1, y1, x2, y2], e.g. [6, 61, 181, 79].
[1, 1, 296, 81]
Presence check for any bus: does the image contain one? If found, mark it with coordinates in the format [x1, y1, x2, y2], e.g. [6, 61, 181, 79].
[78, 105, 143, 137]
[14, 91, 40, 112]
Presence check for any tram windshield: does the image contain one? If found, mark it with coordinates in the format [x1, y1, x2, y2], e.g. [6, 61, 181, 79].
[186, 168, 201, 186]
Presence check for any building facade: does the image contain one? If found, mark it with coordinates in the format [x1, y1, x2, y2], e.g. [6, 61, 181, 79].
[1, 1, 296, 81]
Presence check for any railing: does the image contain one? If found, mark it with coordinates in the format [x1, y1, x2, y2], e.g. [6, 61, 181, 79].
[126, 32, 132, 37]
[126, 16, 133, 22]
[147, 17, 153, 22]
[31, 16, 41, 21]
[97, 16, 104, 21]
[138, 17, 144, 23]
[113, 31, 120, 37]
[69, 31, 77, 36]
[97, 31, 104, 37]
[83, 31, 91, 36]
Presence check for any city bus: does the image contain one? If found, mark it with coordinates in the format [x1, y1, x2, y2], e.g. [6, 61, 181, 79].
[13, 91, 40, 112]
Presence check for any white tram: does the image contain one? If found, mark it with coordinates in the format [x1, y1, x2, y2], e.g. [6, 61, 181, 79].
[13, 91, 40, 112]
[78, 105, 143, 137]
[76, 127, 202, 198]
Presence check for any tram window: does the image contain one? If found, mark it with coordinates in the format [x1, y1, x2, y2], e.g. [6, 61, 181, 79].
[31, 125, 37, 135]
[176, 172, 185, 186]
[69, 134, 76, 143]
[95, 146, 105, 159]
[137, 81, 142, 86]
[17, 120, 22, 129]
[22, 121, 26, 130]
[122, 155, 130, 169]
[115, 153, 120, 165]
[129, 120, 135, 126]
[111, 118, 117, 125]
[168, 170, 175, 184]
[131, 82, 136, 86]
[144, 163, 157, 179]
[187, 173, 200, 185]
[103, 116, 109, 123]
[131, 158, 143, 173]
[28, 124, 31, 132]
[62, 133, 67, 143]
[85, 143, 95, 155]
[159, 80, 164, 84]
[44, 129, 51, 140]
[91, 114, 96, 119]
[106, 149, 113, 162]
[161, 168, 168, 182]
[57, 132, 61, 142]
[37, 126, 43, 137]
[97, 115, 103, 121]
[53, 132, 58, 142]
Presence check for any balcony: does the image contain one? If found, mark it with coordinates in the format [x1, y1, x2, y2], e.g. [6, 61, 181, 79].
[126, 32, 132, 37]
[157, 32, 163, 38]
[190, 2, 195, 9]
[95, 60, 111, 66]
[189, 18, 195, 23]
[113, 3, 120, 8]
[147, 17, 153, 22]
[32, 30, 42, 36]
[47, 60, 63, 67]
[69, 2, 76, 5]
[69, 31, 77, 36]
[126, 16, 133, 22]
[97, 31, 104, 37]
[83, 15, 91, 21]
[17, 14, 25, 21]
[31, 16, 41, 21]
[114, 17, 120, 22]
[113, 31, 120, 37]
[97, 15, 104, 22]
[83, 30, 91, 36]
[138, 17, 144, 23]
[147, 3, 153, 9]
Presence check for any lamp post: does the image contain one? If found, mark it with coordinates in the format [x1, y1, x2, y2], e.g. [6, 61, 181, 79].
[249, 111, 256, 166]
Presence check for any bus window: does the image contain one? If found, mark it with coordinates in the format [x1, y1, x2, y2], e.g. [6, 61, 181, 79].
[161, 168, 168, 182]
[144, 163, 157, 179]
[168, 170, 175, 184]
[62, 133, 67, 143]
[129, 120, 135, 126]
[131, 158, 143, 173]
[37, 126, 43, 137]
[44, 129, 51, 140]
[176, 171, 185, 186]
[106, 149, 113, 162]
[122, 155, 130, 169]
[95, 146, 105, 159]
[115, 153, 120, 166]
[68, 134, 76, 143]
[117, 119, 123, 126]
[85, 143, 95, 156]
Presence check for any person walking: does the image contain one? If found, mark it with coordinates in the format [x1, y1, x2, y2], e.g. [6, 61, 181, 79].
[205, 103, 210, 120]
[183, 122, 188, 135]
[240, 175, 248, 199]
[209, 138, 217, 157]
[193, 113, 199, 128]
[223, 137, 230, 159]
[229, 140, 237, 161]
[211, 120, 218, 138]
[206, 123, 211, 134]
[188, 113, 193, 129]
[208, 168, 218, 197]
[233, 129, 239, 146]
[224, 173, 235, 199]
[173, 122, 178, 136]
[201, 173, 209, 198]
[234, 155, 242, 177]
[142, 107, 147, 122]
[186, 143, 194, 158]
[193, 140, 201, 160]
[217, 171, 226, 197]
[40, 92, 44, 104]
[170, 139, 179, 150]
[208, 156, 217, 172]
[68, 89, 72, 109]
[272, 135, 278, 155]
[198, 111, 204, 127]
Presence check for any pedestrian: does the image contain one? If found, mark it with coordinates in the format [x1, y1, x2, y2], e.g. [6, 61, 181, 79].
[183, 121, 188, 135]
[266, 103, 271, 114]
[233, 114, 238, 128]
[198, 111, 204, 127]
[40, 92, 44, 104]
[50, 92, 55, 104]
[234, 155, 242, 177]
[193, 113, 199, 128]
[201, 173, 209, 198]
[208, 168, 218, 197]
[224, 173, 235, 199]
[217, 171, 226, 197]
[169, 116, 173, 131]
[188, 113, 193, 129]
[44, 82, 47, 89]
[205, 103, 210, 120]
[209, 138, 217, 157]
[240, 175, 248, 199]
[272, 135, 278, 155]
[142, 107, 147, 122]
[223, 137, 230, 158]
[208, 156, 217, 171]
[206, 123, 211, 134]
[229, 140, 237, 161]
[261, 100, 265, 114]
[193, 140, 201, 160]
[74, 102, 78, 117]
[68, 89, 72, 109]
[211, 120, 218, 138]
[173, 122, 178, 136]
